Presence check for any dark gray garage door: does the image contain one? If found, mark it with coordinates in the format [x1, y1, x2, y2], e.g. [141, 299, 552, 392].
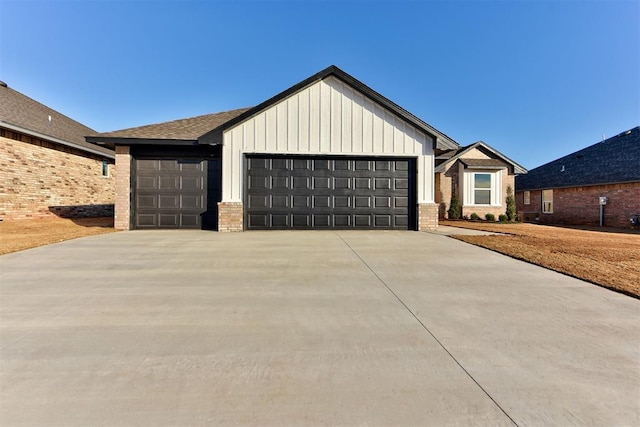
[134, 158, 220, 229]
[245, 155, 415, 230]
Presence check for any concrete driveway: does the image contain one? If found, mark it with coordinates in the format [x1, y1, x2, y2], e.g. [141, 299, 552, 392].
[1, 231, 638, 426]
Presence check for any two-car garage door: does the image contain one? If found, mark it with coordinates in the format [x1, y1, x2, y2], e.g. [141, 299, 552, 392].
[245, 155, 415, 230]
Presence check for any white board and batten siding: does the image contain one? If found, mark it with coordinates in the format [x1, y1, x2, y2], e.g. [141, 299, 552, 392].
[222, 76, 436, 203]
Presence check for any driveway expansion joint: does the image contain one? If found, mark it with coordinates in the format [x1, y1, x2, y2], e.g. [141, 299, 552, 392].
[334, 231, 520, 427]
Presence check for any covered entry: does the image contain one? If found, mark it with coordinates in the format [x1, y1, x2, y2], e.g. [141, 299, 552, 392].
[245, 155, 415, 230]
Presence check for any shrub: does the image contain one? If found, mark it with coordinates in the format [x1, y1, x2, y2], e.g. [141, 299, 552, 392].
[447, 191, 461, 219]
[470, 212, 480, 221]
[505, 185, 516, 221]
[485, 213, 496, 221]
[498, 214, 508, 222]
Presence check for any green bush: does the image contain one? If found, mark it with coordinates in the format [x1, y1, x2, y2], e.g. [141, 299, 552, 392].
[505, 185, 516, 221]
[447, 191, 461, 219]
[470, 212, 480, 221]
[485, 213, 496, 221]
[498, 214, 508, 222]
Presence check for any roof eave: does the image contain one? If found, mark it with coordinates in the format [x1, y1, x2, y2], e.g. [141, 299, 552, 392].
[86, 136, 202, 150]
[435, 141, 527, 174]
[516, 179, 640, 192]
[2, 120, 115, 159]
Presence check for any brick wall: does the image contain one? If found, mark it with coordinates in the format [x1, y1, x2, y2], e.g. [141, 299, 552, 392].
[436, 149, 515, 220]
[114, 146, 131, 230]
[0, 130, 115, 220]
[516, 182, 640, 228]
[218, 202, 244, 232]
[417, 203, 438, 231]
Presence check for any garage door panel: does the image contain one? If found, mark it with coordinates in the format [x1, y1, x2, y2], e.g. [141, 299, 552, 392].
[395, 178, 409, 190]
[271, 214, 289, 227]
[354, 215, 371, 227]
[271, 195, 289, 208]
[245, 155, 414, 230]
[159, 214, 179, 227]
[159, 176, 179, 190]
[134, 157, 216, 229]
[137, 176, 157, 190]
[160, 160, 179, 171]
[159, 195, 179, 209]
[375, 215, 391, 227]
[137, 195, 157, 209]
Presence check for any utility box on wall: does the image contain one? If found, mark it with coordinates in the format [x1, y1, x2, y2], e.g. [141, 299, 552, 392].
[599, 196, 608, 206]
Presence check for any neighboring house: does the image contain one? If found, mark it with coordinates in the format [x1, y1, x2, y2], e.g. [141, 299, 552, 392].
[88, 65, 466, 232]
[435, 142, 527, 219]
[0, 81, 115, 220]
[516, 126, 640, 228]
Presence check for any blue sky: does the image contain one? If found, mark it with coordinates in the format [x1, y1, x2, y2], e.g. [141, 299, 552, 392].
[1, 0, 638, 169]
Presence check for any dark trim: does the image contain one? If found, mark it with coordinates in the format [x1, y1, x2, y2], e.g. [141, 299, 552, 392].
[86, 136, 200, 150]
[198, 65, 459, 151]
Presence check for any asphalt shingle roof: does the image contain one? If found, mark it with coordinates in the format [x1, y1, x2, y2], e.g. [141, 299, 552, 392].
[96, 108, 251, 141]
[0, 82, 113, 157]
[516, 126, 640, 191]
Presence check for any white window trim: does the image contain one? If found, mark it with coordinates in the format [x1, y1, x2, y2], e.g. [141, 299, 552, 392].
[463, 170, 502, 207]
[524, 190, 530, 205]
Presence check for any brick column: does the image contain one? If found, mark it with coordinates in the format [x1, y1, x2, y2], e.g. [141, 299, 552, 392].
[218, 202, 244, 232]
[418, 203, 438, 231]
[114, 146, 131, 230]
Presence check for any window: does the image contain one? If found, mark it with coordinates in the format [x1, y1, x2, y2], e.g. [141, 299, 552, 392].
[101, 160, 109, 177]
[463, 171, 502, 206]
[524, 191, 530, 205]
[542, 189, 553, 213]
[473, 173, 492, 204]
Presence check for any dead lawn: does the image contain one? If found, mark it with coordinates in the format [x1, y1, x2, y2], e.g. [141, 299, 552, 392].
[0, 217, 115, 255]
[441, 220, 640, 298]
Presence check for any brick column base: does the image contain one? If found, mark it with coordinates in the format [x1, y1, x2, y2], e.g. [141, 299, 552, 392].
[418, 203, 438, 231]
[218, 202, 244, 232]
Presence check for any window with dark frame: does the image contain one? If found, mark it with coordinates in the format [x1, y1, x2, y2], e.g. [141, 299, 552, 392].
[102, 160, 109, 177]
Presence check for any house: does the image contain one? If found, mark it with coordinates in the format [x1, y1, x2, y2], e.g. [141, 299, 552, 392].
[0, 81, 115, 220]
[435, 142, 527, 219]
[515, 127, 640, 228]
[87, 65, 522, 232]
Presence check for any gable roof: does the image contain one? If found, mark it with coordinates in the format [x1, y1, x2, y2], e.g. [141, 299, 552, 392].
[516, 126, 640, 191]
[88, 108, 250, 147]
[435, 141, 527, 174]
[0, 82, 113, 159]
[199, 65, 459, 151]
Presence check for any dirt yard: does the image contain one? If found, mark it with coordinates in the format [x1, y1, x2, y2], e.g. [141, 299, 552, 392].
[441, 220, 640, 298]
[0, 217, 115, 256]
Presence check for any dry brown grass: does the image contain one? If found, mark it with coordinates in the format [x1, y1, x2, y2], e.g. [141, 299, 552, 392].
[441, 220, 640, 298]
[0, 217, 116, 255]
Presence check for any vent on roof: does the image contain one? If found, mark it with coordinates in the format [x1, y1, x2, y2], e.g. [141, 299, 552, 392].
[0, 81, 7, 88]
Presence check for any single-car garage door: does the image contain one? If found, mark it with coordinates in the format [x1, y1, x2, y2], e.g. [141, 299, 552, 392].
[245, 155, 415, 230]
[134, 158, 220, 229]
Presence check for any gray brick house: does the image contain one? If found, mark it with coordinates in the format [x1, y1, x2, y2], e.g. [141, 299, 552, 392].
[0, 81, 115, 220]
